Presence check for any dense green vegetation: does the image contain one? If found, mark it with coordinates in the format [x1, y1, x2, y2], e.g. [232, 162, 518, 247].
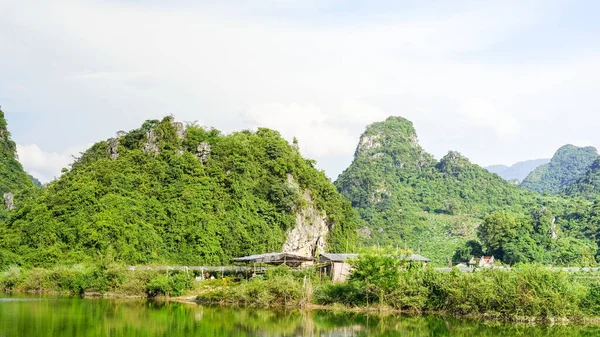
[564, 159, 600, 199]
[470, 210, 597, 266]
[196, 248, 600, 320]
[0, 109, 34, 195]
[0, 116, 358, 268]
[335, 116, 597, 265]
[521, 145, 598, 194]
[0, 264, 195, 297]
[4, 111, 600, 272]
[315, 250, 600, 319]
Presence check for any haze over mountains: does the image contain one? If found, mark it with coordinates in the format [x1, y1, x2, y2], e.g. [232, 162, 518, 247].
[520, 145, 599, 195]
[486, 159, 550, 183]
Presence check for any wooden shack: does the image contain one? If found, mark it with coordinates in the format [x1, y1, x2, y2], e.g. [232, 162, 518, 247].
[231, 252, 315, 272]
[319, 253, 358, 282]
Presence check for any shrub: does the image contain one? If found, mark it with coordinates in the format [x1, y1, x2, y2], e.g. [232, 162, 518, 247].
[0, 265, 23, 290]
[146, 272, 194, 297]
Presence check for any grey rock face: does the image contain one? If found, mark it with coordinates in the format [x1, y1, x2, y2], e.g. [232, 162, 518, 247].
[282, 175, 329, 257]
[196, 142, 211, 164]
[3, 192, 14, 210]
[357, 226, 372, 239]
[355, 134, 382, 156]
[107, 138, 119, 160]
[172, 122, 185, 139]
[143, 129, 160, 157]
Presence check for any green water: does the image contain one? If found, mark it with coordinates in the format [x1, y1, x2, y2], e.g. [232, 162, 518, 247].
[1, 294, 600, 337]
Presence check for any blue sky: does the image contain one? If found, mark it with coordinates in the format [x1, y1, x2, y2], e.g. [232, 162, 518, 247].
[2, 0, 600, 182]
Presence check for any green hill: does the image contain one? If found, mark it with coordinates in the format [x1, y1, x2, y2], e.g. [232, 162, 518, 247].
[563, 158, 600, 199]
[520, 145, 598, 194]
[335, 117, 595, 265]
[0, 116, 358, 268]
[336, 116, 550, 221]
[0, 109, 34, 195]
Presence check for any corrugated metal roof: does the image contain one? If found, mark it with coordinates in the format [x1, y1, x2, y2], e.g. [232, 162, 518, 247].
[319, 253, 358, 262]
[230, 252, 315, 264]
[399, 254, 431, 262]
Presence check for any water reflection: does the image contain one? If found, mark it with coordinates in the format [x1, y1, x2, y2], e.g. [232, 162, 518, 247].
[1, 293, 600, 337]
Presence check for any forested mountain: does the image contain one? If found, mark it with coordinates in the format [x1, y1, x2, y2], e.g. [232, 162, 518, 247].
[563, 159, 600, 199]
[2, 111, 600, 269]
[0, 116, 358, 267]
[520, 145, 598, 194]
[336, 117, 598, 266]
[486, 158, 550, 183]
[0, 109, 34, 195]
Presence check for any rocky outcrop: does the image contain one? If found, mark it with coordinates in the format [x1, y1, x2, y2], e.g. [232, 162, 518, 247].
[550, 217, 558, 241]
[355, 134, 382, 156]
[107, 138, 119, 160]
[282, 175, 329, 257]
[173, 122, 185, 139]
[196, 142, 211, 164]
[4, 192, 14, 210]
[357, 226, 372, 239]
[143, 129, 160, 157]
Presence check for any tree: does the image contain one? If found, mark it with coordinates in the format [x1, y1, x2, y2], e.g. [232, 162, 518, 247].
[477, 211, 520, 262]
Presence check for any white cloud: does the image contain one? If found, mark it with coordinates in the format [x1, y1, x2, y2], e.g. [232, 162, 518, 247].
[2, 0, 600, 177]
[459, 98, 522, 136]
[244, 100, 386, 158]
[17, 144, 89, 183]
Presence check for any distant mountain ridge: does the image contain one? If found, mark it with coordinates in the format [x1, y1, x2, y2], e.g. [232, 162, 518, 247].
[486, 158, 550, 182]
[520, 145, 599, 194]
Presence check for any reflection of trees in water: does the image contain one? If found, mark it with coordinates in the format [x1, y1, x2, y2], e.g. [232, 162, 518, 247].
[2, 297, 600, 336]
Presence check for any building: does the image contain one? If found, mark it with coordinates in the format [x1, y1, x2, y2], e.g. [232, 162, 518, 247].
[469, 256, 495, 268]
[231, 252, 315, 268]
[319, 253, 432, 282]
[398, 254, 432, 267]
[319, 253, 358, 282]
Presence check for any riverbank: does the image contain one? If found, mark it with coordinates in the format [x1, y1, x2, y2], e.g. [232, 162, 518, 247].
[192, 263, 600, 324]
[4, 262, 600, 325]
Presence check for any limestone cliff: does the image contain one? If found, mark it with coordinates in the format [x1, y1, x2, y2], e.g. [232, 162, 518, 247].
[282, 190, 329, 257]
[281, 174, 330, 257]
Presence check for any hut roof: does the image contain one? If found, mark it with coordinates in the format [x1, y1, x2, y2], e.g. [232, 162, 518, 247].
[230, 252, 314, 264]
[399, 254, 431, 262]
[319, 253, 358, 262]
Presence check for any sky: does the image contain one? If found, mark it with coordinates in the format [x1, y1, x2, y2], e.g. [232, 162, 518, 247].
[2, 0, 600, 183]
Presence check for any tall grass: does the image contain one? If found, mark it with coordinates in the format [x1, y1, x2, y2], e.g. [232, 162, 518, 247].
[0, 265, 195, 297]
[196, 266, 310, 307]
[314, 266, 596, 318]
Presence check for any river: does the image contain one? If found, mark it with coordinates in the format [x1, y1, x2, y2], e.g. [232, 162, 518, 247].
[1, 293, 600, 336]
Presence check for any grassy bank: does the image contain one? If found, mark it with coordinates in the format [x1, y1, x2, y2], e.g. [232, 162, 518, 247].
[0, 265, 196, 298]
[5, 258, 600, 323]
[196, 256, 600, 321]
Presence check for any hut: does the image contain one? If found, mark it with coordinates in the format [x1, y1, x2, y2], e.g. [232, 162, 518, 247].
[319, 253, 358, 282]
[399, 253, 432, 267]
[231, 252, 315, 275]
